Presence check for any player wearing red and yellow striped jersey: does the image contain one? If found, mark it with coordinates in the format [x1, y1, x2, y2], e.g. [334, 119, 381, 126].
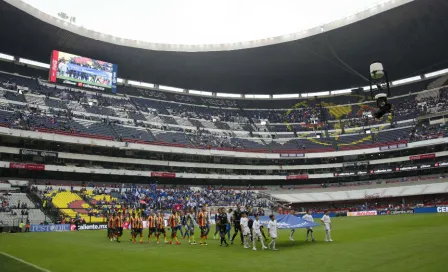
[168, 210, 181, 245]
[134, 213, 144, 244]
[108, 214, 115, 241]
[156, 212, 167, 244]
[129, 213, 136, 242]
[113, 213, 121, 243]
[198, 207, 208, 246]
[117, 213, 124, 237]
[147, 213, 156, 243]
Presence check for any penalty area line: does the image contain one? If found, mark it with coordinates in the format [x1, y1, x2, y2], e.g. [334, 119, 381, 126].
[0, 252, 52, 272]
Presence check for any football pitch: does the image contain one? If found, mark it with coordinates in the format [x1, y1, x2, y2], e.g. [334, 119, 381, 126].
[57, 76, 109, 88]
[0, 214, 447, 272]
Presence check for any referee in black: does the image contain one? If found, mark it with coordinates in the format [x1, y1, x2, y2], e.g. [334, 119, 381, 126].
[231, 203, 244, 245]
[217, 208, 229, 247]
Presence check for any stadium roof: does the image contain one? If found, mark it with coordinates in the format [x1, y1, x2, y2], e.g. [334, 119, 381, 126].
[1, 0, 448, 95]
[19, 0, 395, 45]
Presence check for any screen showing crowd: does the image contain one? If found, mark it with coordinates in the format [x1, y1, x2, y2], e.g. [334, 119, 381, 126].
[49, 50, 118, 93]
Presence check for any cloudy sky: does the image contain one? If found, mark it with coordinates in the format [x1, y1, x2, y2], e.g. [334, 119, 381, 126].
[24, 0, 390, 44]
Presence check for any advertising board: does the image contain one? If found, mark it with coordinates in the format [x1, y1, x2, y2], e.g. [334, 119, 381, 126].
[50, 50, 118, 93]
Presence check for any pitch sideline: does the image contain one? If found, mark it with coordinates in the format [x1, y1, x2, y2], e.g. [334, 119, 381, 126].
[0, 251, 52, 272]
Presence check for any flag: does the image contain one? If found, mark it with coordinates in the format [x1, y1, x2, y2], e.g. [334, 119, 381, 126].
[250, 214, 320, 229]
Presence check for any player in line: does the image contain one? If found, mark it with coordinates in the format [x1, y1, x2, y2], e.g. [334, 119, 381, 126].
[248, 215, 254, 242]
[321, 210, 333, 242]
[226, 209, 232, 241]
[107, 213, 115, 241]
[109, 212, 122, 243]
[231, 204, 244, 245]
[129, 213, 135, 242]
[240, 212, 251, 249]
[176, 211, 184, 238]
[255, 208, 268, 242]
[156, 212, 168, 244]
[267, 214, 278, 250]
[168, 210, 181, 245]
[205, 209, 211, 238]
[183, 208, 198, 245]
[133, 213, 144, 243]
[117, 213, 124, 242]
[213, 209, 220, 239]
[217, 208, 229, 247]
[289, 210, 296, 241]
[147, 212, 157, 244]
[180, 210, 188, 240]
[198, 207, 209, 246]
[252, 214, 267, 251]
[302, 209, 316, 242]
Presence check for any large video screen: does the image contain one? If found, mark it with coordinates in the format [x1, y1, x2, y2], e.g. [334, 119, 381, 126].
[49, 50, 118, 93]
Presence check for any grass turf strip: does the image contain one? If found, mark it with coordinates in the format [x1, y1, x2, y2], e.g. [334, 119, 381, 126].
[0, 214, 447, 272]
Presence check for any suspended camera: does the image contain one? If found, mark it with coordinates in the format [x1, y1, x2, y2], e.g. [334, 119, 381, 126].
[369, 62, 391, 119]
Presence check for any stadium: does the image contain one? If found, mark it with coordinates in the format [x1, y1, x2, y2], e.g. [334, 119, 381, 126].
[0, 0, 448, 271]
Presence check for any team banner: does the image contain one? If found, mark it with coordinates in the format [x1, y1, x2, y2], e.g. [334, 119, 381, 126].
[30, 224, 71, 232]
[49, 50, 118, 93]
[250, 215, 320, 229]
[20, 149, 58, 158]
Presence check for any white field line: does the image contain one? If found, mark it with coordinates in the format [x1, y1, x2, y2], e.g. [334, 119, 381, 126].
[0, 251, 52, 272]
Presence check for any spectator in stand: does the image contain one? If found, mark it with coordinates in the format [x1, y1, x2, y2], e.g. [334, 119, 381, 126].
[25, 220, 30, 232]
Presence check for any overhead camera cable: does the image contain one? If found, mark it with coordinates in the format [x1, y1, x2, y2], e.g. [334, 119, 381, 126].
[323, 31, 370, 83]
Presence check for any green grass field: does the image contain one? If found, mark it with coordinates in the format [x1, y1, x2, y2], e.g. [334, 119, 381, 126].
[57, 76, 109, 88]
[1, 214, 448, 272]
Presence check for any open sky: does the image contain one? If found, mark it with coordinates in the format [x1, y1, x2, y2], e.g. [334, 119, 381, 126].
[24, 0, 391, 44]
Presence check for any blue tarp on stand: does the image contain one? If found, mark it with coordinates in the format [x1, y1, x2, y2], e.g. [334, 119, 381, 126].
[250, 214, 320, 229]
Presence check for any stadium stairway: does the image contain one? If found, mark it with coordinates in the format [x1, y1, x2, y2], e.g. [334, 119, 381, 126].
[427, 74, 448, 90]
[108, 123, 120, 140]
[189, 118, 204, 128]
[145, 128, 157, 142]
[0, 193, 50, 225]
[159, 115, 179, 125]
[113, 124, 156, 142]
[260, 138, 273, 152]
[127, 110, 147, 121]
[214, 121, 231, 130]
[24, 94, 46, 106]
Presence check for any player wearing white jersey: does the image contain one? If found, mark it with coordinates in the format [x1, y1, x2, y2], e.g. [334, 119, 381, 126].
[226, 210, 232, 240]
[58, 61, 68, 77]
[252, 214, 267, 251]
[289, 210, 296, 241]
[302, 209, 315, 242]
[321, 210, 333, 242]
[240, 212, 250, 249]
[267, 214, 279, 251]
